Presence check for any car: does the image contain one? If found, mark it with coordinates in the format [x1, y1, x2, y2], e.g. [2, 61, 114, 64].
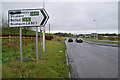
[68, 38, 73, 42]
[76, 38, 83, 43]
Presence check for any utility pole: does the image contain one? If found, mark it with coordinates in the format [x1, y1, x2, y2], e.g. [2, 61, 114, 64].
[93, 20, 97, 39]
[49, 23, 50, 35]
[43, 0, 45, 8]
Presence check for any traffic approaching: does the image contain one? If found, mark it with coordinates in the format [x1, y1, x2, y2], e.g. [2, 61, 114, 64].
[76, 38, 83, 43]
[65, 38, 118, 78]
[68, 38, 73, 42]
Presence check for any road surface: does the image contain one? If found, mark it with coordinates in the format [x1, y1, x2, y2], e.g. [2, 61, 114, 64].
[66, 38, 118, 78]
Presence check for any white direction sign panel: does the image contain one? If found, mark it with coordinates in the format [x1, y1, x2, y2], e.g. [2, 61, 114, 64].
[8, 8, 49, 27]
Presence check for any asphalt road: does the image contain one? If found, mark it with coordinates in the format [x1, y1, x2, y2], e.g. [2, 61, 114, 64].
[66, 38, 118, 78]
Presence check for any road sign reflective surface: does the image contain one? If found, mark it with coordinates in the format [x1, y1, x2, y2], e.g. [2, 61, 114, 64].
[8, 8, 49, 27]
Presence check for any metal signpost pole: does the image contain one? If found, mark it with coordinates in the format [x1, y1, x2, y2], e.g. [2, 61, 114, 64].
[49, 23, 50, 35]
[8, 8, 49, 63]
[36, 27, 38, 63]
[40, 27, 42, 57]
[43, 27, 45, 53]
[20, 27, 22, 62]
[43, 0, 45, 53]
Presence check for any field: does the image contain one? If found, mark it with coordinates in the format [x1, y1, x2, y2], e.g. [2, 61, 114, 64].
[2, 37, 69, 78]
[1, 27, 52, 35]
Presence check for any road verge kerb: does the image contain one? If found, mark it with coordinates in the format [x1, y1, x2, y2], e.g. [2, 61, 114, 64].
[65, 40, 79, 78]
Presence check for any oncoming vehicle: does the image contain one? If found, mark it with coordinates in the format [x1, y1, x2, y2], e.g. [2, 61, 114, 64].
[76, 38, 83, 43]
[68, 38, 73, 42]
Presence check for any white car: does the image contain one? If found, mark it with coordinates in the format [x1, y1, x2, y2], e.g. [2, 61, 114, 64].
[76, 38, 83, 43]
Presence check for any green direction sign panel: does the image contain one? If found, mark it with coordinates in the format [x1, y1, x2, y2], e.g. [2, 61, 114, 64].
[22, 17, 31, 22]
[30, 11, 39, 16]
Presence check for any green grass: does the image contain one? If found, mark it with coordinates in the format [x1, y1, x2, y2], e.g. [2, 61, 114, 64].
[52, 35, 66, 41]
[86, 39, 119, 45]
[84, 37, 120, 41]
[2, 38, 69, 78]
[59, 37, 66, 41]
[1, 27, 52, 36]
[2, 27, 38, 35]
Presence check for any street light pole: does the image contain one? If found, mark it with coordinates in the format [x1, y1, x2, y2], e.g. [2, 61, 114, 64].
[93, 20, 97, 40]
[96, 20, 98, 40]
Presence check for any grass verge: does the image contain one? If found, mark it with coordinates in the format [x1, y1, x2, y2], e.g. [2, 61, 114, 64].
[84, 37, 120, 41]
[53, 35, 66, 41]
[2, 38, 69, 78]
[86, 39, 119, 45]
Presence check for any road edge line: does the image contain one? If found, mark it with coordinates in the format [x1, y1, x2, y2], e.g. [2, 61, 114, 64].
[65, 40, 79, 79]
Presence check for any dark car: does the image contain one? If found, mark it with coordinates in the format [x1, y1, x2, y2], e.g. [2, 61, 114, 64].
[76, 38, 83, 43]
[68, 38, 73, 42]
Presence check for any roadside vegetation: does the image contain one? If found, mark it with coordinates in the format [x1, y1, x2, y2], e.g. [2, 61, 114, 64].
[83, 36, 120, 44]
[86, 39, 120, 45]
[53, 35, 66, 41]
[2, 37, 69, 78]
[83, 36, 120, 41]
[2, 28, 69, 78]
[1, 27, 52, 36]
[98, 36, 120, 41]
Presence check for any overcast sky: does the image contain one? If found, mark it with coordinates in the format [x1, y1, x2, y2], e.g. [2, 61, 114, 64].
[1, 0, 119, 34]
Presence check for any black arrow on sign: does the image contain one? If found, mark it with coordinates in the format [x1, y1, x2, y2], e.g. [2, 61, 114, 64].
[40, 9, 49, 26]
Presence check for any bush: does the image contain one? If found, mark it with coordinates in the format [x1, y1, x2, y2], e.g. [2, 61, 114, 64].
[108, 37, 115, 41]
[118, 37, 120, 41]
[57, 38, 60, 41]
[45, 36, 53, 40]
[98, 35, 104, 40]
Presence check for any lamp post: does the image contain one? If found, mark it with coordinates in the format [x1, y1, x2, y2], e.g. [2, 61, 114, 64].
[93, 20, 97, 40]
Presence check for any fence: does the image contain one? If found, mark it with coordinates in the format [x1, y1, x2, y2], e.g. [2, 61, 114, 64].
[0, 34, 53, 40]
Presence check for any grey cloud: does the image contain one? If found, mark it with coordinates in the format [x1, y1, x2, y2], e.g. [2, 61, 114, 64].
[2, 2, 118, 34]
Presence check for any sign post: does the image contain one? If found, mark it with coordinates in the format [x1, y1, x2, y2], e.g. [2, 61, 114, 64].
[49, 23, 50, 35]
[8, 8, 49, 63]
[20, 27, 22, 62]
[43, 27, 45, 53]
[36, 27, 38, 63]
[40, 27, 42, 57]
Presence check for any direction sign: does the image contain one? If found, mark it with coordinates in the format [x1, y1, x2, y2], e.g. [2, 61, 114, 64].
[8, 8, 49, 27]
